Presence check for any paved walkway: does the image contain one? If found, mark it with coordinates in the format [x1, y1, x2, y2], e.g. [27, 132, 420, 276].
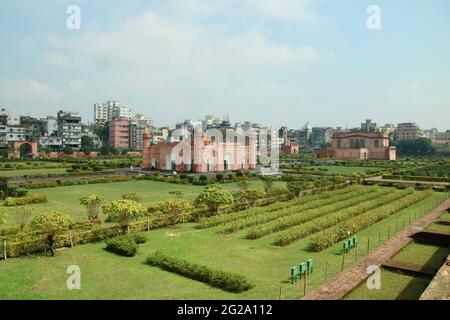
[366, 176, 450, 187]
[302, 198, 450, 300]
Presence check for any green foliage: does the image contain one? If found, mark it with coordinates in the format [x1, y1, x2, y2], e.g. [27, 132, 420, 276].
[105, 235, 138, 257]
[102, 200, 147, 231]
[157, 199, 193, 224]
[308, 190, 433, 251]
[274, 189, 415, 247]
[121, 192, 144, 202]
[80, 194, 104, 222]
[146, 251, 253, 293]
[194, 185, 234, 214]
[394, 138, 436, 156]
[3, 193, 48, 206]
[0, 209, 7, 225]
[81, 135, 94, 155]
[216, 173, 224, 182]
[62, 146, 74, 155]
[287, 180, 309, 196]
[6, 186, 28, 198]
[27, 212, 74, 234]
[240, 188, 267, 206]
[168, 190, 184, 197]
[15, 206, 35, 231]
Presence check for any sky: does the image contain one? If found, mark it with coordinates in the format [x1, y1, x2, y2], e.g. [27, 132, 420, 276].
[0, 0, 449, 130]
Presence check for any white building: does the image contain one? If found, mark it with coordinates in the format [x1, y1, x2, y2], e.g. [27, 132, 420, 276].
[94, 101, 133, 122]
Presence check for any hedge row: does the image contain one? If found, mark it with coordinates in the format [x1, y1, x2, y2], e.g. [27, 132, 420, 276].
[197, 183, 356, 229]
[244, 187, 392, 239]
[3, 193, 48, 206]
[12, 175, 134, 189]
[273, 189, 414, 247]
[382, 174, 450, 183]
[221, 186, 377, 234]
[308, 190, 433, 251]
[146, 251, 253, 293]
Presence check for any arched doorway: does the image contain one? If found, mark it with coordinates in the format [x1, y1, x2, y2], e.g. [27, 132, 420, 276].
[19, 143, 33, 158]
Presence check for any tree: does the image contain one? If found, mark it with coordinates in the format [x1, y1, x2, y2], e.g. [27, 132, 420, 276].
[240, 188, 266, 206]
[63, 146, 74, 155]
[122, 192, 143, 202]
[111, 147, 120, 155]
[216, 173, 224, 182]
[81, 135, 94, 155]
[260, 176, 277, 192]
[100, 145, 111, 155]
[157, 199, 193, 225]
[80, 194, 104, 222]
[15, 206, 35, 231]
[237, 178, 250, 191]
[27, 212, 74, 235]
[102, 200, 146, 232]
[394, 138, 436, 156]
[121, 148, 130, 156]
[194, 185, 234, 214]
[93, 120, 109, 145]
[287, 180, 309, 196]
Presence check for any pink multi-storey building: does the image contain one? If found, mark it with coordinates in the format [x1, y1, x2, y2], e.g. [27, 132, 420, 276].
[109, 118, 130, 149]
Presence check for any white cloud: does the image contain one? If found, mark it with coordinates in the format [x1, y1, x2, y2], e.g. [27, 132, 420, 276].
[13, 0, 323, 123]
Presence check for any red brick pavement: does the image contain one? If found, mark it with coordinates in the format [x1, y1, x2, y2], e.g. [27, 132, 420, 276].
[302, 198, 450, 300]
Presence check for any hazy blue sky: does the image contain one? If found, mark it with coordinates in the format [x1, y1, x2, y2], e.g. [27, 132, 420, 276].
[0, 0, 449, 130]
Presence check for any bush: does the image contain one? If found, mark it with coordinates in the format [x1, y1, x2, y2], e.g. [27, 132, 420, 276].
[7, 186, 28, 198]
[146, 251, 253, 293]
[121, 192, 144, 202]
[27, 212, 74, 234]
[105, 235, 138, 257]
[199, 175, 208, 182]
[3, 193, 48, 206]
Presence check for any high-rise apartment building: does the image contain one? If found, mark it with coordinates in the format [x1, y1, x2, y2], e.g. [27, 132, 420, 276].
[57, 111, 82, 148]
[94, 101, 133, 122]
[395, 123, 422, 141]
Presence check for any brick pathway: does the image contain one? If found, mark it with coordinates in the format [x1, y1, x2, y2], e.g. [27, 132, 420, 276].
[302, 198, 450, 300]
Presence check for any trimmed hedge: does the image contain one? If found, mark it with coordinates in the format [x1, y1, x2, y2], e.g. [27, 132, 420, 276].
[243, 187, 390, 239]
[105, 235, 138, 257]
[146, 251, 253, 293]
[13, 175, 134, 189]
[273, 189, 414, 247]
[3, 193, 48, 206]
[223, 187, 379, 234]
[308, 190, 433, 251]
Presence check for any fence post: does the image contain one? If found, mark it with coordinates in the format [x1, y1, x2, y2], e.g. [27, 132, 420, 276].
[279, 287, 282, 300]
[403, 217, 405, 229]
[303, 271, 308, 296]
[409, 214, 411, 225]
[3, 240, 7, 260]
[355, 245, 359, 261]
[367, 238, 370, 255]
[378, 231, 381, 246]
[395, 221, 398, 232]
[387, 225, 390, 239]
[69, 230, 73, 248]
[325, 262, 329, 282]
[341, 254, 345, 272]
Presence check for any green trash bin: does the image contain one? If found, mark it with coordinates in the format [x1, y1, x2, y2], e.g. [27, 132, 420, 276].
[343, 241, 349, 253]
[306, 259, 314, 274]
[291, 266, 298, 284]
[352, 236, 358, 247]
[347, 239, 353, 249]
[299, 262, 307, 279]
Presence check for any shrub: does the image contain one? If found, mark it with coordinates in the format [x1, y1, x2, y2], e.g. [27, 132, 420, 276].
[157, 199, 193, 225]
[194, 185, 234, 214]
[199, 175, 208, 182]
[80, 194, 104, 222]
[27, 212, 74, 234]
[216, 173, 224, 182]
[168, 190, 184, 197]
[7, 186, 28, 198]
[3, 193, 48, 206]
[102, 200, 147, 231]
[146, 251, 253, 293]
[121, 192, 144, 202]
[105, 235, 138, 257]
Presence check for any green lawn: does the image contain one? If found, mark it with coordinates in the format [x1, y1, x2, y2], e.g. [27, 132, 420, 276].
[0, 168, 69, 178]
[344, 269, 432, 300]
[1, 180, 283, 224]
[312, 166, 384, 175]
[0, 187, 445, 300]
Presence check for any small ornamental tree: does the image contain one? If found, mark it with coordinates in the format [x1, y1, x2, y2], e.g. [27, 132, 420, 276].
[27, 212, 74, 235]
[62, 146, 74, 155]
[121, 192, 144, 203]
[102, 200, 146, 232]
[194, 185, 234, 215]
[240, 188, 266, 206]
[158, 199, 193, 225]
[15, 206, 35, 231]
[287, 180, 309, 197]
[80, 194, 104, 222]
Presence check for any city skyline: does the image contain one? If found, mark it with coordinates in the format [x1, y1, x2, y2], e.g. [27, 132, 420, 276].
[1, 1, 449, 131]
